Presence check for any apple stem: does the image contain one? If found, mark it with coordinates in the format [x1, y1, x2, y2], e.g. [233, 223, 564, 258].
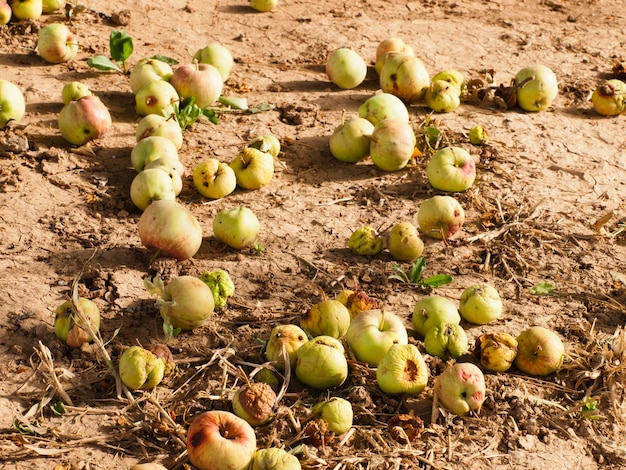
[318, 286, 327, 301]
[239, 366, 253, 388]
[378, 309, 386, 331]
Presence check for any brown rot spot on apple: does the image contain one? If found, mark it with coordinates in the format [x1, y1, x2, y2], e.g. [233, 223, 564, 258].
[146, 96, 157, 105]
[403, 359, 419, 381]
[188, 430, 206, 448]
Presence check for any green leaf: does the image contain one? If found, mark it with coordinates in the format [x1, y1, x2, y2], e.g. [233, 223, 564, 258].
[408, 257, 427, 283]
[86, 55, 122, 72]
[144, 275, 165, 297]
[419, 274, 454, 288]
[388, 265, 410, 284]
[202, 108, 219, 125]
[109, 30, 133, 64]
[150, 54, 179, 65]
[50, 401, 66, 416]
[218, 95, 249, 110]
[248, 103, 275, 114]
[530, 282, 557, 295]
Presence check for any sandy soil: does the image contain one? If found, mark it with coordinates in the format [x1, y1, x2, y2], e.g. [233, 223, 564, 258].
[1, 0, 626, 469]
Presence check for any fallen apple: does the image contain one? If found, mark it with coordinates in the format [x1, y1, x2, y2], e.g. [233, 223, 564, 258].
[301, 298, 351, 339]
[435, 362, 486, 416]
[194, 42, 234, 82]
[42, 0, 65, 13]
[54, 297, 100, 348]
[423, 322, 468, 360]
[58, 95, 112, 146]
[335, 288, 377, 320]
[118, 345, 166, 390]
[10, 0, 42, 20]
[193, 158, 237, 199]
[431, 69, 466, 95]
[379, 52, 430, 103]
[0, 79, 26, 128]
[459, 283, 503, 325]
[514, 64, 559, 112]
[130, 168, 176, 211]
[348, 226, 384, 256]
[159, 275, 215, 330]
[199, 269, 235, 310]
[251, 448, 301, 470]
[375, 37, 414, 75]
[170, 62, 224, 108]
[417, 195, 465, 240]
[514, 326, 565, 376]
[134, 79, 179, 117]
[213, 206, 260, 250]
[37, 23, 78, 64]
[311, 397, 353, 434]
[591, 79, 626, 116]
[264, 324, 308, 370]
[425, 79, 461, 113]
[250, 0, 277, 12]
[130, 464, 167, 470]
[474, 331, 518, 372]
[295, 335, 348, 389]
[386, 221, 424, 261]
[135, 114, 184, 150]
[358, 92, 410, 126]
[469, 125, 489, 145]
[345, 309, 408, 367]
[376, 343, 428, 396]
[144, 158, 184, 195]
[370, 118, 416, 172]
[130, 135, 179, 172]
[411, 295, 460, 338]
[61, 81, 92, 105]
[232, 382, 276, 426]
[129, 58, 174, 95]
[326, 47, 367, 90]
[187, 410, 257, 470]
[426, 146, 476, 192]
[229, 147, 274, 190]
[138, 199, 203, 261]
[248, 134, 281, 158]
[329, 116, 374, 163]
[0, 1, 11, 24]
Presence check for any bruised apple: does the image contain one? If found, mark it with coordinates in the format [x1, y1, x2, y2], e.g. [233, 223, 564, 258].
[232, 382, 276, 426]
[37, 23, 78, 64]
[129, 58, 173, 95]
[135, 80, 179, 117]
[370, 118, 416, 172]
[426, 146, 476, 192]
[264, 324, 308, 370]
[379, 52, 430, 103]
[348, 226, 384, 256]
[301, 299, 351, 339]
[311, 397, 353, 434]
[425, 80, 461, 113]
[375, 37, 414, 75]
[229, 147, 274, 190]
[138, 200, 203, 261]
[435, 362, 486, 416]
[213, 206, 260, 249]
[386, 221, 424, 261]
[136, 114, 184, 150]
[412, 295, 460, 338]
[118, 345, 166, 390]
[459, 283, 503, 325]
[376, 343, 428, 396]
[417, 195, 465, 240]
[58, 95, 112, 146]
[592, 79, 626, 116]
[193, 158, 237, 199]
[295, 336, 348, 389]
[187, 410, 256, 470]
[54, 297, 100, 348]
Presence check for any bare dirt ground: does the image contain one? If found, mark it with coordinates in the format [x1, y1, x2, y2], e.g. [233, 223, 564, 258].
[1, 0, 626, 469]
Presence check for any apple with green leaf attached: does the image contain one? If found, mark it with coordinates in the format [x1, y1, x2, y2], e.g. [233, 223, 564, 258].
[379, 52, 430, 103]
[0, 79, 26, 128]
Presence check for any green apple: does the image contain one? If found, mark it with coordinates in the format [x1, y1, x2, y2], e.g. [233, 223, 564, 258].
[358, 92, 410, 125]
[417, 195, 465, 240]
[300, 299, 351, 339]
[138, 200, 203, 261]
[250, 0, 277, 11]
[386, 221, 424, 261]
[135, 80, 179, 117]
[229, 147, 274, 190]
[136, 114, 183, 150]
[37, 23, 78, 64]
[514, 326, 565, 376]
[376, 343, 428, 395]
[329, 116, 374, 163]
[130, 168, 177, 211]
[144, 158, 184, 195]
[213, 206, 260, 249]
[370, 118, 416, 171]
[379, 52, 430, 103]
[129, 58, 174, 94]
[199, 269, 235, 310]
[10, 0, 42, 20]
[170, 62, 223, 108]
[345, 309, 408, 367]
[311, 397, 353, 434]
[61, 81, 92, 105]
[54, 297, 100, 348]
[118, 346, 166, 390]
[42, 0, 65, 13]
[469, 125, 489, 145]
[325, 47, 367, 90]
[0, 79, 26, 128]
[130, 136, 179, 172]
[159, 275, 215, 330]
[514, 64, 558, 112]
[193, 158, 237, 199]
[432, 69, 466, 95]
[264, 324, 308, 370]
[434, 362, 486, 416]
[295, 336, 348, 390]
[423, 322, 468, 360]
[411, 295, 460, 338]
[591, 79, 626, 116]
[426, 146, 476, 192]
[251, 448, 301, 470]
[375, 37, 414, 75]
[248, 134, 281, 158]
[194, 42, 234, 82]
[348, 226, 384, 256]
[459, 283, 503, 325]
[425, 79, 461, 113]
[58, 95, 112, 146]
